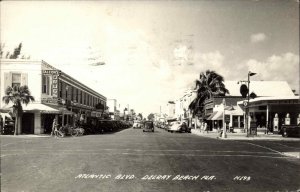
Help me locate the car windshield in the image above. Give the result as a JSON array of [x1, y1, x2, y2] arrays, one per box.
[[144, 122, 153, 127]]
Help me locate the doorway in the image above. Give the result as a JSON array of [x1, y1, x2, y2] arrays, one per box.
[[22, 113, 34, 134]]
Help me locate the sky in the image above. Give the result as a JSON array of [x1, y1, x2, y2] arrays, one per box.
[[1, 0, 299, 115]]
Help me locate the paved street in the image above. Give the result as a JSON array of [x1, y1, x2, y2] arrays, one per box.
[[1, 127, 300, 192]]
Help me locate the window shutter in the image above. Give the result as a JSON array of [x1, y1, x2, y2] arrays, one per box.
[[4, 72, 12, 89], [21, 73, 28, 86]]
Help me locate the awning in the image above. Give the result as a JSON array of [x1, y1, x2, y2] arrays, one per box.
[[23, 104, 60, 114], [207, 111, 218, 120], [0, 103, 75, 114], [0, 112, 13, 120], [211, 111, 223, 120], [0, 108, 10, 113], [225, 106, 243, 116], [57, 107, 74, 115], [1, 103, 60, 114]]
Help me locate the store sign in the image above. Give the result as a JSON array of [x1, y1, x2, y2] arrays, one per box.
[[42, 70, 60, 75], [42, 70, 60, 98], [42, 97, 59, 104]]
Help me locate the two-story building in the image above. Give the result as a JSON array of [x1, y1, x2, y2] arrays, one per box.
[[0, 59, 106, 135]]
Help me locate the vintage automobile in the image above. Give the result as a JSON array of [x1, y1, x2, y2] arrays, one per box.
[[143, 121, 154, 132], [281, 124, 300, 137], [168, 121, 190, 133], [133, 120, 143, 129]]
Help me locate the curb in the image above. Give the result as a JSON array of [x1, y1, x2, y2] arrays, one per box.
[[191, 131, 300, 141], [0, 135, 51, 138]]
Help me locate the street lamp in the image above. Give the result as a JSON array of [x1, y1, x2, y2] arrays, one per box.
[[246, 71, 256, 137]]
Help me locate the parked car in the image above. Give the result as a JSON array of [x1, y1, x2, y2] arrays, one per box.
[[133, 120, 143, 129], [281, 124, 300, 137], [168, 121, 190, 133], [180, 122, 191, 133], [143, 121, 154, 132], [2, 120, 15, 135]]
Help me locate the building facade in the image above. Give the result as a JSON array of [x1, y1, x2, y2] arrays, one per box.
[[107, 99, 120, 120], [0, 59, 106, 134], [204, 81, 298, 133]]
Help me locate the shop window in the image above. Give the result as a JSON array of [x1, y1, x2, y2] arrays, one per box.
[[232, 116, 239, 127], [240, 115, 244, 127]]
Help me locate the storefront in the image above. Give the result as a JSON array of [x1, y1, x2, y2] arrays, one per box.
[[206, 105, 244, 132], [0, 59, 107, 135], [238, 96, 300, 133]]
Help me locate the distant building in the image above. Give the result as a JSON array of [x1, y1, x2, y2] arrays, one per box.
[[107, 99, 120, 120], [166, 101, 176, 118]]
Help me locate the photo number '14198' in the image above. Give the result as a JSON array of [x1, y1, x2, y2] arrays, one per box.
[[233, 176, 251, 181]]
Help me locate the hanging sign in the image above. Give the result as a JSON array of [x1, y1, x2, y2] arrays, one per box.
[[42, 70, 60, 98]]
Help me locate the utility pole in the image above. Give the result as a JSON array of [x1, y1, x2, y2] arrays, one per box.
[[246, 71, 256, 137]]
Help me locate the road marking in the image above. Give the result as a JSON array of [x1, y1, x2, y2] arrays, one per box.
[[235, 141, 282, 154], [235, 141, 300, 159], [272, 142, 300, 149], [0, 149, 279, 154]]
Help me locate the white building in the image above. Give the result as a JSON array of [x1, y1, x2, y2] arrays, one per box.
[[166, 101, 176, 118], [205, 81, 298, 133], [107, 99, 120, 120], [0, 59, 106, 134]]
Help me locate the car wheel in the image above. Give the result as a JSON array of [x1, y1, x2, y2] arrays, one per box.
[[282, 131, 288, 137]]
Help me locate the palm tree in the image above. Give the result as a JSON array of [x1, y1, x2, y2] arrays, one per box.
[[189, 70, 229, 117], [2, 85, 35, 135]]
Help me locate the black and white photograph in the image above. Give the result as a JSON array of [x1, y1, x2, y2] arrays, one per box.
[[0, 1, 299, 191]]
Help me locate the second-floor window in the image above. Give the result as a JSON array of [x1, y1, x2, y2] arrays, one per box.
[[12, 73, 21, 88], [42, 75, 52, 95]]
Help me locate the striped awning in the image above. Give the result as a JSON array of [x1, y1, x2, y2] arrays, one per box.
[[207, 111, 218, 120], [211, 111, 223, 120]]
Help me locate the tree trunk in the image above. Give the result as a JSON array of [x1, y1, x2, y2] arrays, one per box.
[[14, 114, 18, 135]]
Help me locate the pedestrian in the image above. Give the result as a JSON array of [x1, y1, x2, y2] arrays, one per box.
[[204, 122, 208, 133], [51, 118, 58, 137]]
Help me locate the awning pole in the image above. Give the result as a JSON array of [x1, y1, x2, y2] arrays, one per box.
[[266, 105, 269, 134], [62, 114, 65, 126]]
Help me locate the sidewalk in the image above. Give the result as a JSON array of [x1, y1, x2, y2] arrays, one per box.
[[0, 134, 51, 138], [191, 129, 300, 141]]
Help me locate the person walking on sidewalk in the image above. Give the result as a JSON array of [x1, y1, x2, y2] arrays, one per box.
[[51, 118, 58, 137]]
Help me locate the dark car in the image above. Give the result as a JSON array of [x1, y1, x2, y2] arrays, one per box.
[[2, 120, 15, 135], [281, 124, 300, 137], [143, 121, 154, 132], [180, 122, 191, 133], [97, 120, 114, 133]]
